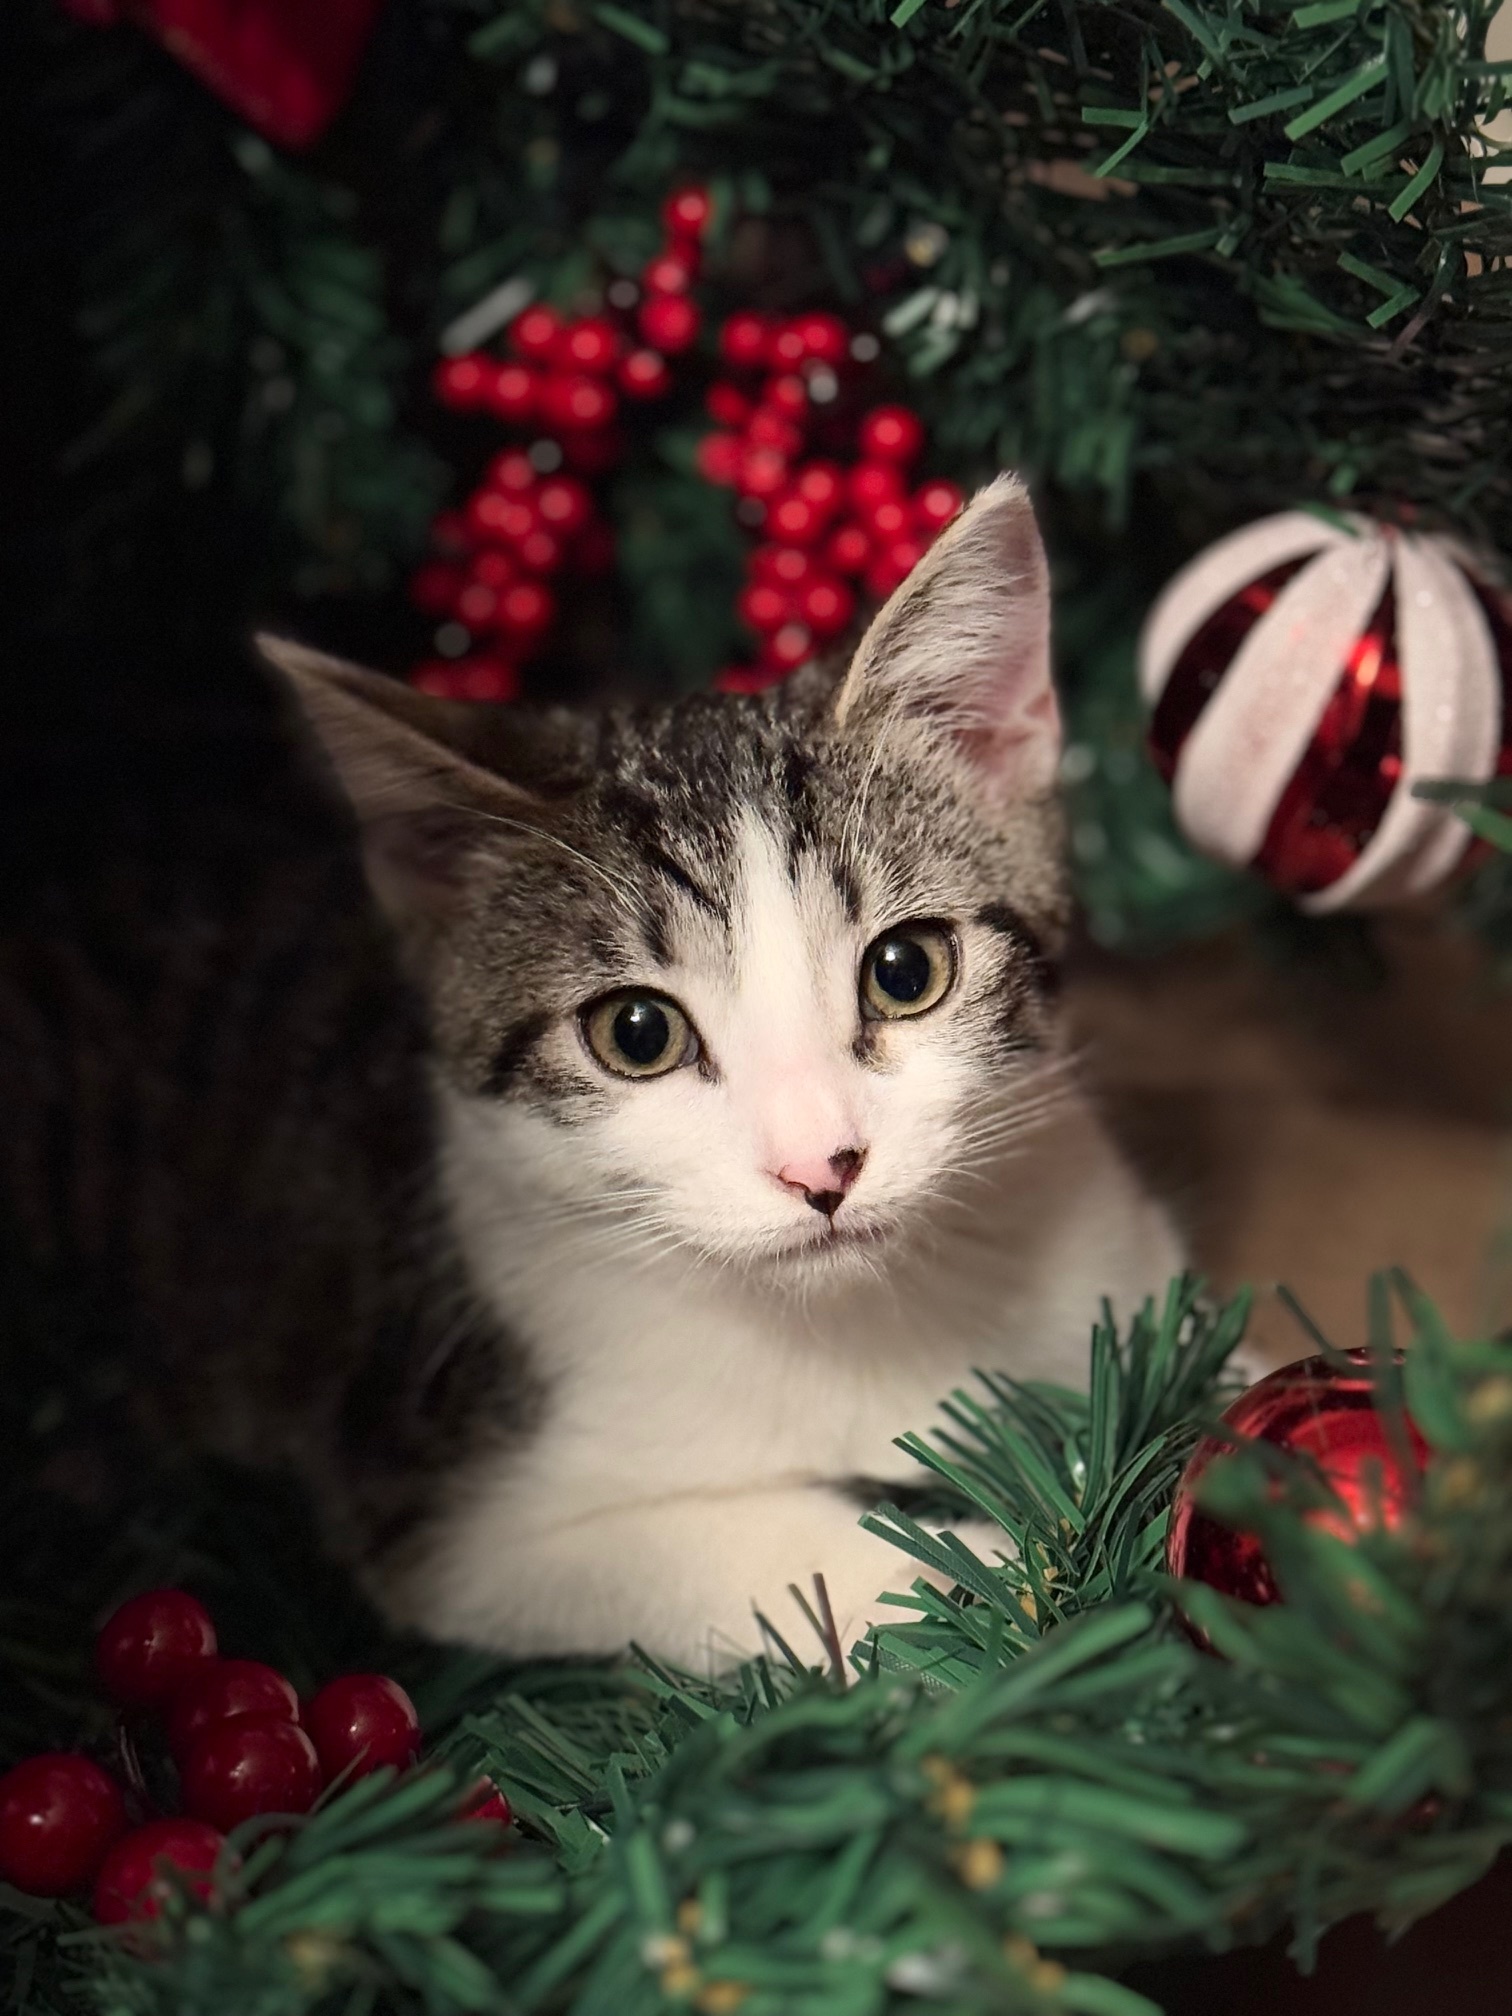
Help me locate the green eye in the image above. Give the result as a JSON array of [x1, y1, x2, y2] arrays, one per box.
[[861, 923, 956, 1020], [583, 992, 698, 1079]]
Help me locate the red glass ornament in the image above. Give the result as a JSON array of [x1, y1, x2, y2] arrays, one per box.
[[793, 312, 850, 367], [538, 374, 617, 433], [0, 1755, 127, 1897], [737, 446, 790, 501], [93, 1818, 232, 1927], [181, 1715, 321, 1832], [304, 1674, 422, 1783], [483, 363, 537, 424], [858, 404, 925, 465], [767, 492, 824, 548], [486, 450, 537, 495], [799, 575, 856, 640], [746, 409, 804, 459], [719, 313, 771, 371], [412, 657, 521, 704], [167, 1659, 301, 1766], [509, 306, 563, 362], [409, 561, 464, 617], [794, 460, 845, 517], [496, 580, 555, 648], [705, 382, 751, 429], [555, 317, 621, 375], [763, 621, 816, 672], [535, 476, 592, 538], [762, 374, 810, 421], [769, 322, 809, 371], [914, 478, 965, 534], [641, 251, 696, 298], [516, 528, 566, 576], [737, 582, 794, 636], [696, 433, 744, 486], [618, 348, 671, 400], [1167, 1350, 1429, 1611], [96, 1590, 217, 1710], [638, 296, 700, 356], [661, 185, 713, 240], [865, 537, 927, 600], [824, 523, 872, 578], [433, 354, 490, 410], [848, 461, 903, 514]]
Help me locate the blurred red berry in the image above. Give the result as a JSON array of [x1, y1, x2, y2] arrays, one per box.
[[167, 1660, 300, 1767], [858, 404, 925, 464], [457, 581, 501, 628], [769, 321, 807, 370], [469, 549, 516, 589], [752, 545, 815, 589], [661, 185, 713, 240], [914, 478, 965, 533], [763, 621, 815, 671], [861, 496, 911, 544], [486, 450, 538, 494], [848, 461, 904, 513], [409, 561, 464, 616], [641, 250, 696, 298], [737, 581, 793, 635], [866, 536, 927, 600], [824, 522, 872, 577], [483, 362, 536, 424], [706, 381, 751, 429], [96, 1591, 217, 1710], [638, 295, 700, 355], [794, 460, 845, 516], [718, 312, 770, 371], [737, 445, 790, 500], [762, 374, 809, 421], [305, 1675, 422, 1784], [433, 353, 491, 409], [794, 312, 850, 367], [0, 1755, 127, 1897], [555, 317, 620, 375], [767, 492, 826, 547], [412, 657, 521, 703], [93, 1819, 231, 1927], [497, 579, 555, 648], [696, 432, 744, 486], [509, 305, 562, 361], [618, 348, 671, 399], [535, 475, 592, 536], [798, 575, 856, 639], [746, 409, 804, 459], [516, 528, 566, 575], [539, 374, 617, 432], [181, 1716, 321, 1833]]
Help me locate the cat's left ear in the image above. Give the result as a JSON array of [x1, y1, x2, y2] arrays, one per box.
[[833, 473, 1060, 806]]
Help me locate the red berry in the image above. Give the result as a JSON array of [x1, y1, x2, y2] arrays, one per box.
[[483, 362, 537, 424], [457, 581, 501, 628], [468, 492, 536, 546], [798, 575, 856, 639], [409, 560, 464, 617], [914, 478, 965, 534], [412, 657, 521, 704], [638, 296, 700, 355], [539, 373, 617, 432], [746, 409, 804, 459], [304, 1675, 421, 1785], [497, 579, 555, 647], [794, 460, 845, 516], [433, 353, 491, 409], [861, 496, 911, 544], [713, 663, 786, 695], [769, 321, 808, 370], [661, 185, 713, 240], [96, 1590, 217, 1710], [0, 1755, 127, 1897], [793, 312, 850, 367], [865, 536, 927, 600], [752, 545, 815, 590], [767, 492, 824, 547], [706, 382, 751, 429], [718, 312, 770, 371], [486, 450, 538, 495], [167, 1659, 300, 1767], [181, 1716, 321, 1833], [762, 374, 809, 421], [555, 317, 620, 375], [535, 475, 593, 537], [763, 621, 815, 671], [618, 348, 671, 400], [848, 461, 904, 514], [824, 522, 872, 577], [641, 250, 696, 298], [509, 305, 562, 361], [516, 528, 566, 575], [93, 1818, 231, 1927], [695, 432, 744, 486], [858, 404, 925, 465], [737, 582, 793, 636], [469, 548, 517, 589], [737, 445, 790, 500]]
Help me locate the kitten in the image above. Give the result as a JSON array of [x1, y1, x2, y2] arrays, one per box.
[[265, 474, 1182, 1664], [1, 475, 1181, 1670]]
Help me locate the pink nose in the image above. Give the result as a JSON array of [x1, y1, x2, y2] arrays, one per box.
[[774, 1147, 866, 1219]]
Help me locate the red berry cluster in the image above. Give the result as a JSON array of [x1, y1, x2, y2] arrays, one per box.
[[0, 1588, 509, 1927], [416, 186, 713, 702]]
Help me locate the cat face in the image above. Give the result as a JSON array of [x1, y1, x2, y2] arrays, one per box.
[[268, 476, 1071, 1282]]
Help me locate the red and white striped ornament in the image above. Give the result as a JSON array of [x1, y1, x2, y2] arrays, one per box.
[[1140, 511, 1512, 911]]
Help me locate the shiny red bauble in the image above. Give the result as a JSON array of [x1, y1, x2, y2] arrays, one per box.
[[96, 1590, 217, 1709], [1166, 1350, 1430, 1610], [305, 1675, 422, 1783], [93, 1818, 232, 1926], [181, 1715, 322, 1832], [0, 1754, 127, 1897], [167, 1659, 301, 1766]]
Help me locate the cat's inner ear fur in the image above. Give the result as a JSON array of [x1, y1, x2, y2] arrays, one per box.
[[833, 473, 1061, 807], [260, 636, 551, 941]]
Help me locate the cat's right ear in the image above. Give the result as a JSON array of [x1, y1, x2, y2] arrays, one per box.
[[260, 636, 542, 941]]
